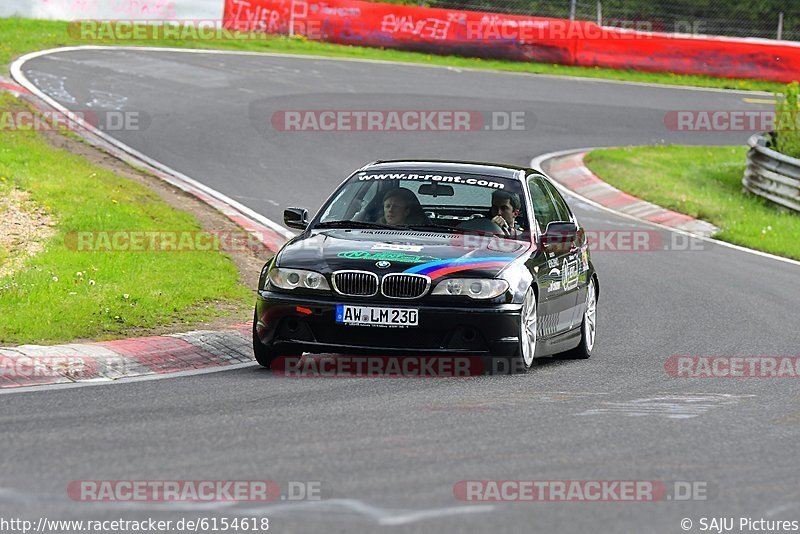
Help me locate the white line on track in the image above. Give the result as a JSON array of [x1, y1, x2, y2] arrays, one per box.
[[11, 47, 295, 241], [227, 499, 496, 526], [0, 486, 495, 526], [12, 44, 776, 98], [765, 502, 800, 517]]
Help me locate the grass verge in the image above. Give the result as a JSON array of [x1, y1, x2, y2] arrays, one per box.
[[0, 93, 252, 344], [584, 145, 800, 261], [0, 17, 785, 93]]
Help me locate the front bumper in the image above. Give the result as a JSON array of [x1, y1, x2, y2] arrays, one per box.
[[254, 290, 522, 357]]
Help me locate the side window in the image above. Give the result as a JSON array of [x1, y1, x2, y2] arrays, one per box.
[[527, 175, 558, 230], [541, 179, 572, 222]]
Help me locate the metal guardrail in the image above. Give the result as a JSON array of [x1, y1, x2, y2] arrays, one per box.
[[743, 133, 800, 213]]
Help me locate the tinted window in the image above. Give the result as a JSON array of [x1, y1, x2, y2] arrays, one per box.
[[316, 170, 528, 237], [527, 176, 558, 230], [541, 179, 572, 222]]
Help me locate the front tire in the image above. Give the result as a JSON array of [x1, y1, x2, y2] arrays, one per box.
[[252, 320, 279, 369], [491, 287, 537, 374], [252, 310, 303, 369]]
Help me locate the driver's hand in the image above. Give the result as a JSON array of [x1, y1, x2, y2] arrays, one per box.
[[491, 215, 511, 235]]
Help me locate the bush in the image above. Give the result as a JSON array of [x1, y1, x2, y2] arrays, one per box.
[[773, 82, 800, 159]]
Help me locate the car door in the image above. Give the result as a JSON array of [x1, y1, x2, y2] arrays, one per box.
[[526, 175, 577, 337], [540, 178, 587, 330]]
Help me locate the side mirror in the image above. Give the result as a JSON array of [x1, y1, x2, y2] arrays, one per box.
[[284, 207, 309, 230], [541, 221, 578, 252]]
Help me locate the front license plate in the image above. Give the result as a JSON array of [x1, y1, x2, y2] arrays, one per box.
[[335, 305, 418, 327]]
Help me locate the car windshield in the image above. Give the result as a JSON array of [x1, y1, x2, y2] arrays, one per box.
[[314, 171, 529, 239]]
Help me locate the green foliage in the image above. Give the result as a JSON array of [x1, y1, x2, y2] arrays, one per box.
[[0, 94, 251, 344], [585, 145, 800, 260], [774, 82, 800, 158]]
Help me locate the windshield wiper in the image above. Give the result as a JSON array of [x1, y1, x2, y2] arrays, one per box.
[[405, 224, 463, 233], [315, 220, 401, 230]]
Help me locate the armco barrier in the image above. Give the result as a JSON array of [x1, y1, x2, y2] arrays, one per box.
[[222, 0, 800, 83], [744, 132, 800, 213]]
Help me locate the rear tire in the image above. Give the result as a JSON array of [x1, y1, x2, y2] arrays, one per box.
[[560, 277, 597, 360]]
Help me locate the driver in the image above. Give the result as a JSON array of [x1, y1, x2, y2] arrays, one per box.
[[490, 190, 522, 237], [379, 188, 427, 226]]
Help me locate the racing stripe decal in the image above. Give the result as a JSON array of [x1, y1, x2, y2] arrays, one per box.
[[404, 256, 513, 279], [422, 261, 511, 280]]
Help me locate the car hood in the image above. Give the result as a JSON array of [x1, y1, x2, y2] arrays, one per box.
[[277, 229, 531, 280]]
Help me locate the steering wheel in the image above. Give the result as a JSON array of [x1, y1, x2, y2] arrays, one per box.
[[456, 217, 505, 234]]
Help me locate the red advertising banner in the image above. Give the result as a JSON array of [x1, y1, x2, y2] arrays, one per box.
[[223, 0, 800, 83]]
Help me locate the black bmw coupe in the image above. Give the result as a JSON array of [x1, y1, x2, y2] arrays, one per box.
[[253, 160, 599, 374]]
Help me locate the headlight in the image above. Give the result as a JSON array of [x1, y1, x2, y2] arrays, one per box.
[[432, 278, 509, 299], [268, 267, 330, 291]]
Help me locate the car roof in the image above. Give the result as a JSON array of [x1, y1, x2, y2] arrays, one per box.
[[361, 160, 529, 180]]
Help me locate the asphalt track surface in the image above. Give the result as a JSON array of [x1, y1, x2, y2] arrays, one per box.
[[4, 48, 800, 533]]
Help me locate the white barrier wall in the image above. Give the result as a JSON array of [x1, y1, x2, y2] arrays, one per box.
[[0, 0, 224, 20]]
